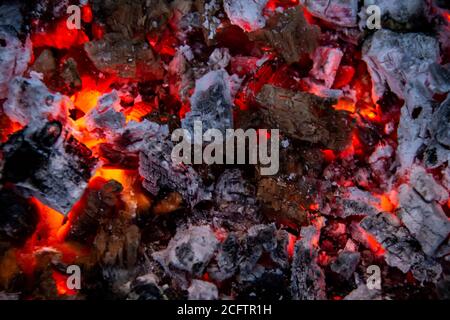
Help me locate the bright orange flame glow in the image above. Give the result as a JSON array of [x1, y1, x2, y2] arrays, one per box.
[[334, 99, 356, 113], [71, 89, 102, 114], [32, 19, 89, 49]]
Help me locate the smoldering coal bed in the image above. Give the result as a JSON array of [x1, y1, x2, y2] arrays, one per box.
[[0, 0, 449, 301]]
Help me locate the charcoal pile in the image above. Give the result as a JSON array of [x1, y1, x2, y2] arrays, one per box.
[[0, 0, 449, 300]]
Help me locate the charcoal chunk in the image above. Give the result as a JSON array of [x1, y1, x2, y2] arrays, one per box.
[[331, 251, 361, 280], [0, 26, 31, 99], [182, 70, 237, 138], [139, 134, 211, 207], [361, 213, 442, 282], [398, 185, 450, 256], [301, 0, 359, 27], [363, 30, 440, 100], [1, 121, 99, 214], [256, 85, 353, 151], [291, 225, 327, 300], [249, 7, 320, 64], [208, 233, 240, 281], [84, 33, 164, 80], [152, 225, 219, 288]]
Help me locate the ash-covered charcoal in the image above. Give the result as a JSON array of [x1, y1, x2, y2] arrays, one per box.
[[207, 233, 240, 281], [85, 91, 126, 139], [0, 26, 31, 100], [188, 280, 219, 300], [1, 121, 99, 215], [361, 213, 442, 283], [344, 283, 382, 300], [66, 180, 123, 243], [301, 0, 359, 27], [257, 178, 308, 227], [139, 134, 211, 207], [360, 0, 426, 30], [398, 185, 450, 257], [238, 224, 290, 282], [428, 63, 450, 94], [182, 70, 238, 138], [223, 0, 268, 32], [128, 273, 165, 300], [256, 85, 354, 151], [331, 251, 361, 280], [0, 188, 38, 245], [429, 96, 450, 149], [310, 47, 344, 88], [337, 187, 381, 218], [249, 7, 320, 64], [3, 76, 67, 127], [291, 224, 327, 300], [152, 225, 219, 288], [212, 169, 262, 229], [410, 166, 448, 204], [195, 0, 223, 45], [84, 33, 164, 81], [362, 29, 440, 100]]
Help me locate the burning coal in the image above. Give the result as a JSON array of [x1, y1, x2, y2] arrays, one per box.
[[0, 0, 449, 301]]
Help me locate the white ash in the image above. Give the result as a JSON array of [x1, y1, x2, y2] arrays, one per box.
[[410, 165, 448, 204], [208, 48, 231, 69], [361, 213, 442, 283], [310, 47, 344, 88], [188, 280, 219, 300], [0, 27, 32, 100], [152, 225, 219, 289], [398, 184, 450, 256], [223, 0, 268, 32], [4, 75, 66, 126], [300, 0, 359, 27], [362, 29, 440, 100], [368, 144, 394, 164]]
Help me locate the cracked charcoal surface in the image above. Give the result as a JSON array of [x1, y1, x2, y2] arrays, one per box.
[[1, 121, 99, 214], [291, 225, 327, 300], [139, 134, 211, 208], [361, 213, 442, 283]]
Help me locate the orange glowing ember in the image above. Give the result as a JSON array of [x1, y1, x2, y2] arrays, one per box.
[[334, 99, 356, 113], [52, 271, 77, 296], [32, 19, 89, 49]]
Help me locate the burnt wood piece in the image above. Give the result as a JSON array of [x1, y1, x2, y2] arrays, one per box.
[[1, 121, 98, 214], [256, 84, 354, 151], [84, 33, 164, 81], [66, 180, 123, 243], [248, 7, 320, 64]]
